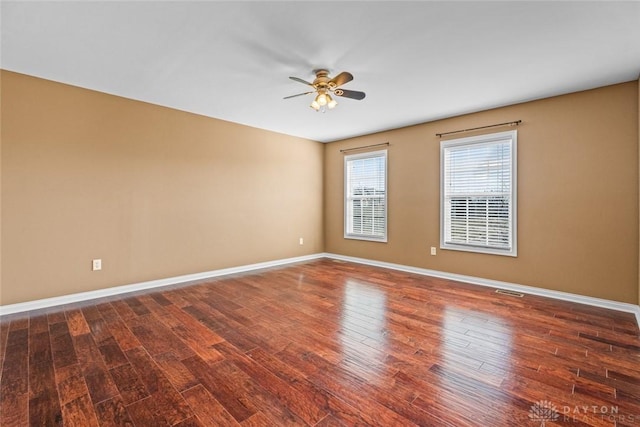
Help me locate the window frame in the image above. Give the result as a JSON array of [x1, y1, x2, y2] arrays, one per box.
[[440, 130, 517, 257], [344, 149, 388, 242]]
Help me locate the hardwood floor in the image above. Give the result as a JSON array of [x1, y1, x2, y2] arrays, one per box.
[[1, 258, 639, 426]]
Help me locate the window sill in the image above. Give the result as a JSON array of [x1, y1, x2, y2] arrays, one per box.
[[440, 243, 517, 257], [344, 234, 388, 243]]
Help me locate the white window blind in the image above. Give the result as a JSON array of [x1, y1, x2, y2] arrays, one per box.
[[344, 150, 387, 241], [441, 130, 517, 256]]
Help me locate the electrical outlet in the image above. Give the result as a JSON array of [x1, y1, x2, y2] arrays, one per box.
[[92, 259, 102, 271], [299, 237, 304, 245], [430, 247, 437, 256]]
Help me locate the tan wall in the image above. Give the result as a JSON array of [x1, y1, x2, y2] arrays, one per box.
[[2, 71, 638, 307], [0, 73, 3, 304], [325, 82, 639, 304], [1, 71, 324, 305]]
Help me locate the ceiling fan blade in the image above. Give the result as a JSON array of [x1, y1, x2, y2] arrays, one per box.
[[289, 76, 314, 86], [283, 91, 315, 99], [329, 72, 353, 87], [334, 88, 366, 100]]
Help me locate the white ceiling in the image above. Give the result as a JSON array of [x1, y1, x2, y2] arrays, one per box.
[[2, 1, 639, 143]]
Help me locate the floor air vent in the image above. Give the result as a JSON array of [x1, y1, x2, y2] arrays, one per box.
[[495, 289, 524, 297]]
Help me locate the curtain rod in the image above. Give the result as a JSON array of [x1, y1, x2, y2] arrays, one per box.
[[436, 120, 521, 138], [340, 142, 390, 153]]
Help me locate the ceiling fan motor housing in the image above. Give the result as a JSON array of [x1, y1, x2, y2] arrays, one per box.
[[312, 69, 332, 89]]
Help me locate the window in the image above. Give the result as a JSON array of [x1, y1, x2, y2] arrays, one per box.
[[441, 130, 517, 256], [344, 150, 387, 241]]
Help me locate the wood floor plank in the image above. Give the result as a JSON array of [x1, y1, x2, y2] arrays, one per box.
[[98, 337, 129, 369], [28, 326, 63, 426], [182, 384, 241, 426], [0, 319, 11, 383], [279, 342, 419, 426], [128, 314, 195, 360], [97, 305, 142, 352], [214, 340, 328, 425], [153, 351, 200, 393], [109, 362, 150, 405], [65, 309, 91, 337], [0, 325, 29, 426], [181, 356, 257, 423], [172, 415, 204, 427], [54, 364, 90, 406], [239, 411, 273, 427], [81, 306, 112, 344], [94, 396, 135, 426], [147, 303, 226, 363], [47, 310, 67, 325], [9, 316, 29, 331], [60, 394, 100, 427], [50, 321, 79, 369], [125, 346, 194, 425], [123, 296, 151, 317], [125, 396, 170, 426], [1, 259, 638, 426], [109, 300, 138, 322], [72, 333, 119, 405]]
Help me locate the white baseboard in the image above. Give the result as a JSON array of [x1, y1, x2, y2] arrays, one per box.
[[2, 252, 639, 330], [0, 253, 325, 316], [324, 253, 640, 329]]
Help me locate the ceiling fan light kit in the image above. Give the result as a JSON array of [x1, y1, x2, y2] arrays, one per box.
[[311, 90, 336, 111], [285, 69, 365, 113]]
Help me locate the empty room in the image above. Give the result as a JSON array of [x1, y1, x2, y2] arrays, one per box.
[[1, 1, 639, 426]]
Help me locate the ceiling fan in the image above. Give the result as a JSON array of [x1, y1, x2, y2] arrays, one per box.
[[284, 69, 366, 112]]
